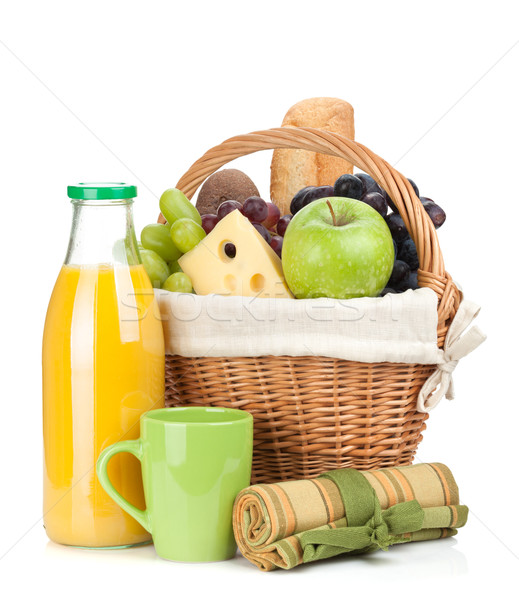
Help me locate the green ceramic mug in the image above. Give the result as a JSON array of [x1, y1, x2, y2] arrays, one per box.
[[96, 406, 253, 562]]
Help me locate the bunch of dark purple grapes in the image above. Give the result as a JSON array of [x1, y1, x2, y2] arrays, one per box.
[[289, 173, 447, 295], [201, 196, 290, 258]]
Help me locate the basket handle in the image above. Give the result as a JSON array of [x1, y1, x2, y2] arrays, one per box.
[[160, 126, 459, 324]]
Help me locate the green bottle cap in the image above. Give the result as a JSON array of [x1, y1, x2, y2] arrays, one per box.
[[67, 183, 137, 200]]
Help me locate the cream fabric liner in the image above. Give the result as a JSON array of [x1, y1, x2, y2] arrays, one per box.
[[156, 288, 486, 412], [156, 287, 443, 364], [156, 288, 486, 413]]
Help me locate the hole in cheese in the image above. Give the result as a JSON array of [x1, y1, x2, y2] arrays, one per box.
[[219, 240, 236, 263], [224, 243, 236, 258], [224, 274, 237, 291], [250, 273, 266, 293]]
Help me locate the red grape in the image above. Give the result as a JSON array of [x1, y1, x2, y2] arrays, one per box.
[[243, 196, 268, 223], [305, 186, 334, 202], [385, 213, 408, 241], [263, 202, 281, 229], [394, 270, 418, 292], [421, 199, 446, 228], [388, 260, 410, 287], [289, 186, 313, 215], [356, 173, 380, 195], [398, 238, 419, 270], [360, 192, 388, 217], [407, 178, 420, 197], [270, 235, 283, 257], [277, 214, 292, 237], [252, 223, 271, 243], [355, 171, 396, 211], [201, 213, 219, 234], [333, 175, 364, 200], [407, 271, 419, 289], [380, 287, 396, 297], [290, 186, 334, 215], [217, 200, 243, 220]]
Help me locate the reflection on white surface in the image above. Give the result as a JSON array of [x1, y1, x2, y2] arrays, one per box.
[[44, 537, 467, 578], [286, 538, 468, 579], [44, 540, 158, 564], [2, 515, 516, 598]]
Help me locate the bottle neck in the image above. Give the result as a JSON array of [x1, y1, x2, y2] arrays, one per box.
[[64, 199, 141, 267]]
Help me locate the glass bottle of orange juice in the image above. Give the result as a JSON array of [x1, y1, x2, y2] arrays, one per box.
[[42, 183, 165, 548]]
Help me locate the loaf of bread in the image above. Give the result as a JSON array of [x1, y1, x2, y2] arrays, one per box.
[[270, 97, 355, 215]]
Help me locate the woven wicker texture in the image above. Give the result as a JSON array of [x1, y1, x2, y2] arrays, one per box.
[[160, 127, 460, 483]]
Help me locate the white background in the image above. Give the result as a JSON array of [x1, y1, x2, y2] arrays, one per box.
[[1, 0, 518, 597]]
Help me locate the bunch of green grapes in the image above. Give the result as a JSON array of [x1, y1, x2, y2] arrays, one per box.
[[139, 189, 205, 293]]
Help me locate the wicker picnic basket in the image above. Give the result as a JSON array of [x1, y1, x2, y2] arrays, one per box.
[[159, 127, 461, 484]]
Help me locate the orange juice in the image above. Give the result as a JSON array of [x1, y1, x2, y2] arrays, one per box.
[[42, 263, 164, 547]]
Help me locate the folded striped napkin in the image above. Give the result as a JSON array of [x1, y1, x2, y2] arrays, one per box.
[[233, 463, 468, 571]]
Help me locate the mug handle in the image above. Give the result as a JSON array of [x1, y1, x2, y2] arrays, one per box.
[[96, 440, 151, 533]]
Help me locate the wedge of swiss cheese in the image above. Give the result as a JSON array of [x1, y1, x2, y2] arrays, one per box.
[[178, 210, 294, 299]]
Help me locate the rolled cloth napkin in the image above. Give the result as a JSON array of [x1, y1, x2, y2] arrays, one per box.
[[233, 463, 468, 571]]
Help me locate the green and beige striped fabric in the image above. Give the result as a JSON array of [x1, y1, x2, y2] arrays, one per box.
[[233, 463, 468, 571]]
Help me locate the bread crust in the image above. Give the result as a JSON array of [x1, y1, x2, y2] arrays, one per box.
[[270, 98, 354, 215]]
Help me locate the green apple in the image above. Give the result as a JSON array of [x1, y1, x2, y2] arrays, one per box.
[[281, 197, 394, 299]]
